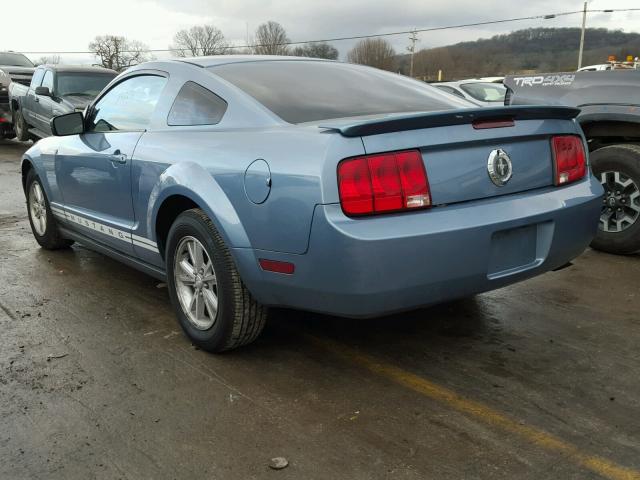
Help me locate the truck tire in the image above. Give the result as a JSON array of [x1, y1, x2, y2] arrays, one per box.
[[166, 208, 267, 352], [25, 169, 74, 250], [13, 110, 30, 142], [590, 144, 640, 254]]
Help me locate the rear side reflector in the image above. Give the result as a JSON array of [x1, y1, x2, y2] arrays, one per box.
[[472, 118, 515, 129], [338, 150, 431, 216], [551, 135, 586, 186], [259, 259, 295, 275]]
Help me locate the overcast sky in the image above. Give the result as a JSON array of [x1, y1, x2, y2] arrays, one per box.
[[4, 0, 640, 64]]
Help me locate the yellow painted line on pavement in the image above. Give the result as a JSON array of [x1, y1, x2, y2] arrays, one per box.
[[306, 334, 640, 480]]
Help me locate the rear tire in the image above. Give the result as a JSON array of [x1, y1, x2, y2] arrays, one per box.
[[166, 208, 267, 352], [13, 110, 29, 142], [590, 144, 640, 255], [25, 170, 74, 250]]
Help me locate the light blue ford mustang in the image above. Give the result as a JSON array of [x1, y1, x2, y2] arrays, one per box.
[[21, 56, 603, 351]]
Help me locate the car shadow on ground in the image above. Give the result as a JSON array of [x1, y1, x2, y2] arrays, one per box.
[[37, 240, 498, 364]]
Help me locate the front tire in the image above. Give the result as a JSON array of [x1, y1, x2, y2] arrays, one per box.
[[590, 144, 640, 255], [13, 110, 29, 142], [166, 209, 267, 352], [25, 170, 74, 250]]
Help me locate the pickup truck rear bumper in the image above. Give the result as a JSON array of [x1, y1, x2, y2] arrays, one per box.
[[233, 175, 603, 318], [0, 103, 14, 138]]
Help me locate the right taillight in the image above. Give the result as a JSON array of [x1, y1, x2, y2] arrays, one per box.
[[551, 135, 586, 186], [338, 150, 431, 216]]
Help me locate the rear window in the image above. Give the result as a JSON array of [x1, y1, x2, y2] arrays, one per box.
[[210, 61, 471, 123], [56, 73, 116, 97], [0, 53, 34, 67], [459, 82, 506, 103], [434, 85, 466, 99]]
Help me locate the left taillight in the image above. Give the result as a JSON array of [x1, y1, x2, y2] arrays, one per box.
[[552, 135, 586, 186], [338, 150, 431, 216]]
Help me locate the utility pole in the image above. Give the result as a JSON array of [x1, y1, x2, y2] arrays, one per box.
[[578, 1, 587, 69], [407, 29, 419, 77]]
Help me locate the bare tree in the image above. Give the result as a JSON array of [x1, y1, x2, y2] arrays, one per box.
[[292, 42, 339, 60], [89, 35, 151, 71], [171, 25, 228, 57], [347, 38, 396, 71], [36, 55, 61, 66], [252, 21, 290, 55]]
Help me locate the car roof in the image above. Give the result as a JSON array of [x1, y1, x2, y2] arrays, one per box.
[[175, 54, 334, 68], [38, 65, 118, 74]]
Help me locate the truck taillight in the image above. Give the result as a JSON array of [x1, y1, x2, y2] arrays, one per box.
[[338, 150, 431, 216], [552, 136, 586, 186]]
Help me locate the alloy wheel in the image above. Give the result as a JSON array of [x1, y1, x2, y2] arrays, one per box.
[[29, 181, 47, 236], [173, 236, 219, 330], [15, 113, 23, 139], [599, 171, 640, 233]]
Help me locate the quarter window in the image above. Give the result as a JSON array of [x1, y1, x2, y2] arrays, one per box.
[[88, 75, 167, 132], [168, 81, 227, 126]]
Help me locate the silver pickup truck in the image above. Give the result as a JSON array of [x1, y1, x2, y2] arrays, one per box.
[[9, 65, 117, 140], [0, 52, 35, 139]]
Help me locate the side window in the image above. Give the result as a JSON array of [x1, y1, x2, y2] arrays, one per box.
[[30, 69, 45, 88], [88, 75, 167, 132], [167, 81, 227, 126], [41, 71, 54, 91]]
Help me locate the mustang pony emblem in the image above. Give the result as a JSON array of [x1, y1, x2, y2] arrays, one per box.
[[487, 149, 513, 186]]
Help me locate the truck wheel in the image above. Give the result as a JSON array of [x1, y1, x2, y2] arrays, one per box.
[[590, 144, 640, 254], [13, 110, 29, 142], [25, 170, 74, 250], [166, 208, 267, 352]]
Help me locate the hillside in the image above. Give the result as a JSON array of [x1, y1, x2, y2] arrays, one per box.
[[396, 28, 640, 80]]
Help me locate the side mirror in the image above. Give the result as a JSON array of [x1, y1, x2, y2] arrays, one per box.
[[51, 112, 85, 136], [34, 86, 51, 97]]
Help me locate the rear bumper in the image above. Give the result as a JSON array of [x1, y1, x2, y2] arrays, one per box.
[[0, 104, 13, 137], [233, 176, 603, 317]]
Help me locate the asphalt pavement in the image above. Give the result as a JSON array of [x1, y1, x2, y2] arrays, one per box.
[[1, 139, 639, 480]]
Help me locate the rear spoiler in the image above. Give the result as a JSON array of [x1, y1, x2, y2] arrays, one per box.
[[319, 105, 580, 138]]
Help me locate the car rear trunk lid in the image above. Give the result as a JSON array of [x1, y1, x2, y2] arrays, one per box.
[[322, 106, 581, 206]]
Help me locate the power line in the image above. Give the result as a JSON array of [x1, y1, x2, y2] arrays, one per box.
[[19, 8, 640, 55]]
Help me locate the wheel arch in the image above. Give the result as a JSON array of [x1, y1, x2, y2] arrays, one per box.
[[150, 163, 252, 259], [154, 194, 199, 258], [580, 119, 640, 151], [21, 156, 35, 193]]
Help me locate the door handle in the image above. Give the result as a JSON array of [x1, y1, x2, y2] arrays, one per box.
[[34, 97, 40, 103], [110, 150, 127, 164]]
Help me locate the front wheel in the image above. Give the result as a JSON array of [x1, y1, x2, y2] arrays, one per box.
[[25, 170, 74, 250], [166, 209, 267, 352], [13, 110, 29, 142], [590, 144, 640, 255]]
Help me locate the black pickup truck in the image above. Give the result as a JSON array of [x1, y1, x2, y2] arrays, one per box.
[[9, 65, 116, 140], [504, 70, 640, 255], [0, 52, 35, 139]]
